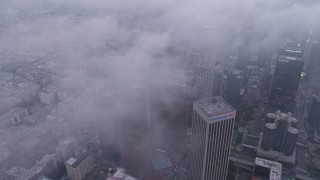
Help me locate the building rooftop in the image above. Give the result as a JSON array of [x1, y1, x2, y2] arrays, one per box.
[[198, 60, 214, 68], [66, 157, 77, 166], [7, 154, 56, 180], [107, 168, 138, 180], [255, 157, 282, 180], [266, 123, 277, 129], [65, 152, 90, 168], [194, 96, 235, 117], [257, 134, 296, 164], [150, 153, 173, 171], [288, 127, 299, 134], [6, 97, 23, 105], [267, 113, 277, 119], [242, 134, 259, 149], [309, 144, 320, 170]]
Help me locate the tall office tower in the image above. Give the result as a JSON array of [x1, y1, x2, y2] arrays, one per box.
[[282, 127, 299, 156], [261, 123, 277, 151], [167, 80, 194, 155], [243, 66, 262, 104], [190, 52, 201, 72], [303, 31, 313, 72], [268, 44, 304, 112], [116, 84, 149, 178], [310, 66, 320, 94], [265, 113, 277, 123], [223, 69, 244, 111], [304, 31, 320, 76], [191, 97, 236, 180], [273, 113, 289, 151], [196, 59, 215, 99], [149, 76, 194, 156], [213, 65, 224, 97], [308, 95, 320, 127]]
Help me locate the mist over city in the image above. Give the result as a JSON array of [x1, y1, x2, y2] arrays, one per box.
[[0, 0, 320, 180]]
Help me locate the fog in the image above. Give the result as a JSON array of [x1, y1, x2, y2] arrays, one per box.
[[0, 0, 319, 178]]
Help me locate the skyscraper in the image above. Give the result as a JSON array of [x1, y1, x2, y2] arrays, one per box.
[[303, 31, 313, 72], [268, 44, 304, 112], [304, 31, 320, 77], [190, 52, 201, 72], [259, 110, 299, 158], [196, 59, 215, 99], [308, 95, 320, 127], [191, 97, 235, 180], [223, 68, 244, 111], [282, 127, 299, 156], [116, 84, 149, 178], [149, 76, 194, 155], [273, 113, 289, 151], [165, 79, 194, 155], [261, 123, 277, 151]]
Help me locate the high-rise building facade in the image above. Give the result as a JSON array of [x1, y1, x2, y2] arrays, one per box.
[[165, 79, 194, 155], [190, 52, 201, 72], [223, 68, 244, 111], [308, 95, 320, 127], [273, 113, 289, 151], [259, 110, 299, 159], [304, 31, 320, 77], [261, 123, 277, 151], [268, 44, 304, 112], [191, 97, 235, 180], [282, 127, 299, 156], [115, 84, 150, 179], [196, 60, 215, 99]]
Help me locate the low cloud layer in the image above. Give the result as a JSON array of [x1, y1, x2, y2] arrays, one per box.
[[0, 0, 319, 136], [0, 1, 319, 178]]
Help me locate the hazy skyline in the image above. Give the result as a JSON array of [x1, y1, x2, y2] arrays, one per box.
[[0, 0, 320, 179]]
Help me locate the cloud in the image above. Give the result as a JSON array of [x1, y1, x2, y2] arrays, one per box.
[[0, 0, 319, 167], [1, 0, 319, 54], [0, 0, 318, 124]]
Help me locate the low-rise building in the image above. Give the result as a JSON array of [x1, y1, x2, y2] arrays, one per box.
[[253, 157, 282, 180], [7, 154, 58, 180], [1, 107, 29, 126], [106, 168, 138, 180], [39, 88, 58, 105]]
